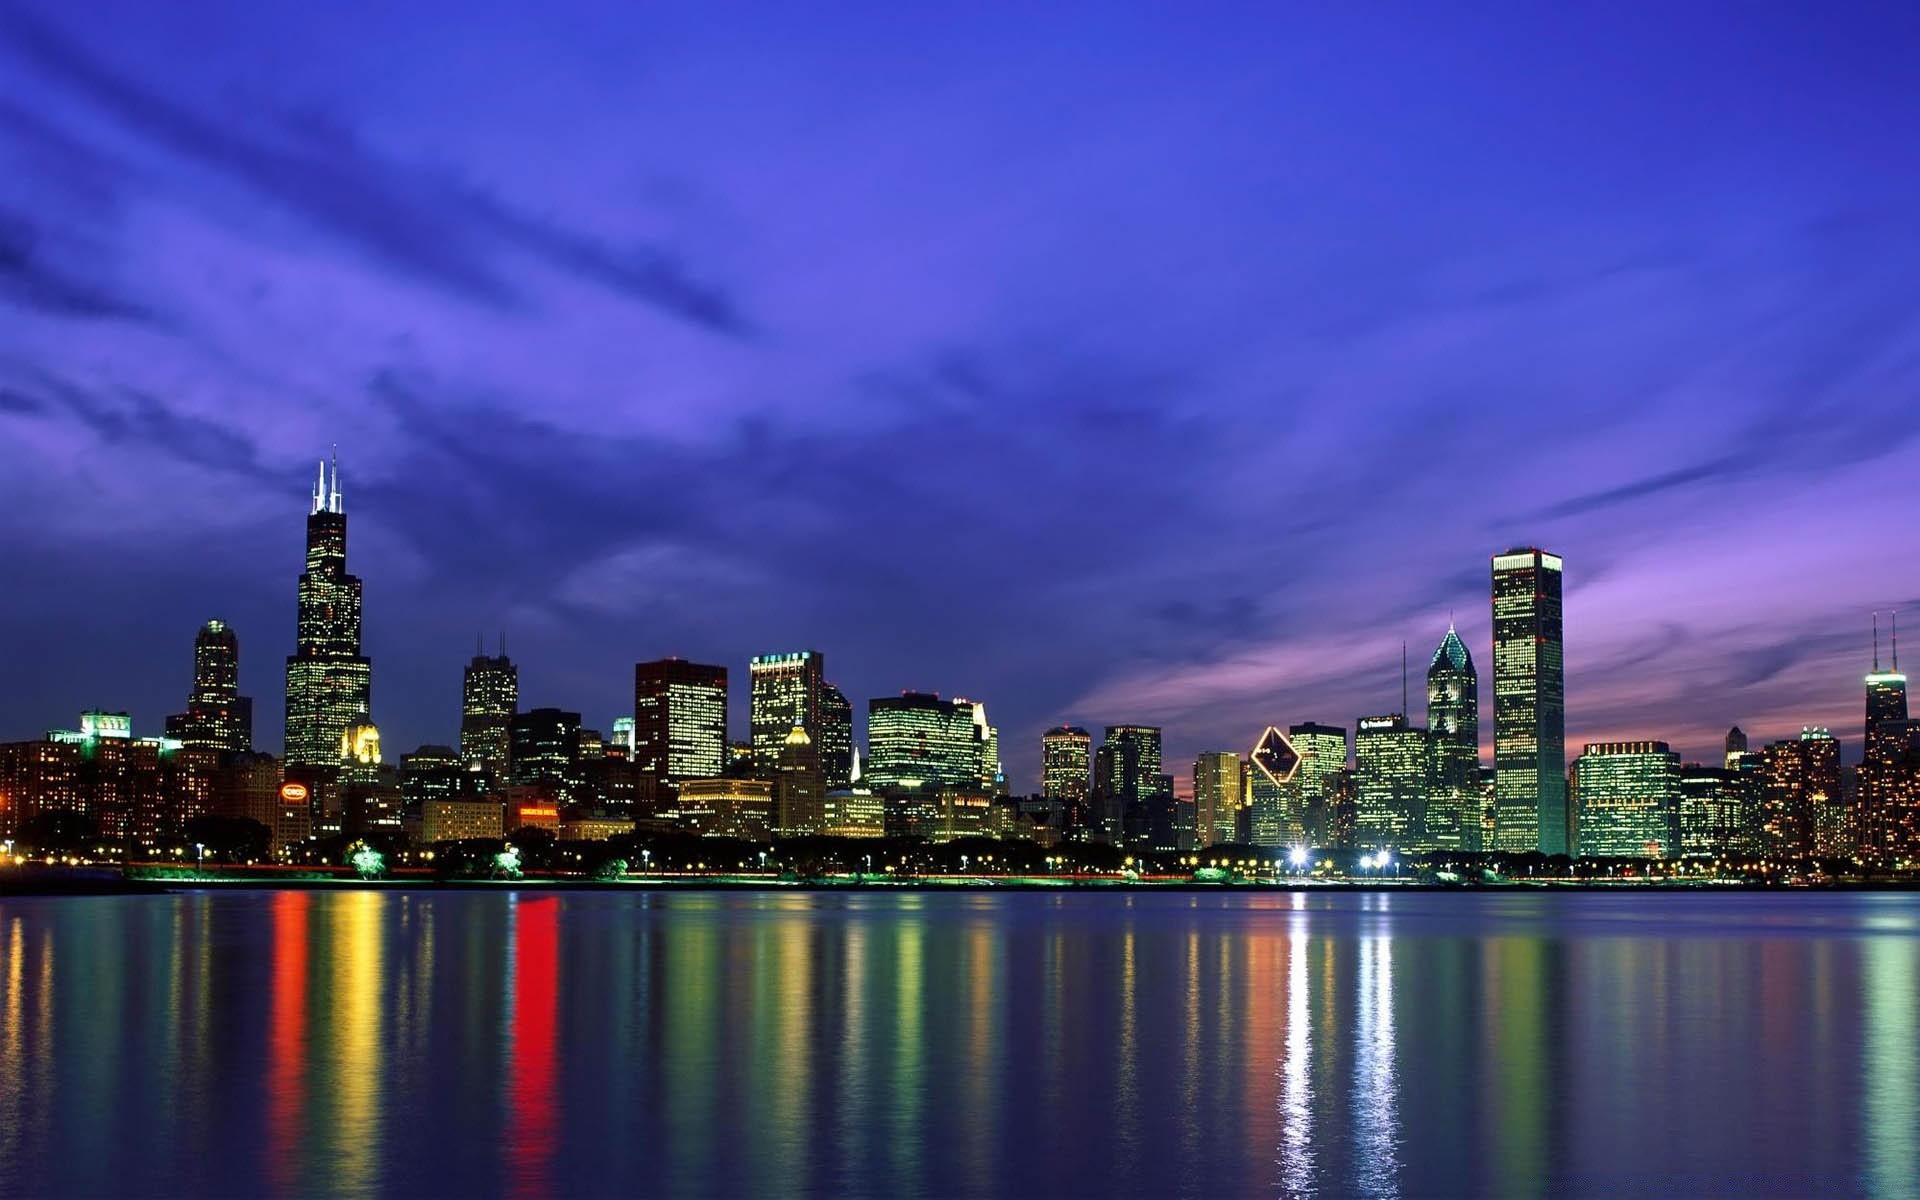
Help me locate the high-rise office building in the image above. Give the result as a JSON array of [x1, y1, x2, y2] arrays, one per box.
[[460, 645, 518, 778], [1042, 726, 1092, 806], [633, 659, 728, 793], [1571, 741, 1679, 857], [1094, 725, 1163, 844], [1724, 726, 1749, 769], [1677, 765, 1750, 858], [1287, 722, 1347, 846], [817, 683, 855, 792], [775, 725, 825, 835], [1354, 714, 1427, 849], [750, 651, 825, 772], [1861, 616, 1920, 864], [1492, 548, 1566, 855], [509, 708, 583, 800], [1426, 624, 1479, 850], [165, 619, 253, 754], [284, 457, 372, 768], [1192, 751, 1242, 848], [864, 693, 993, 791], [1759, 729, 1840, 859]]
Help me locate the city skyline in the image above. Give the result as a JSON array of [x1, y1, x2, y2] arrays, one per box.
[[4, 3, 1920, 793]]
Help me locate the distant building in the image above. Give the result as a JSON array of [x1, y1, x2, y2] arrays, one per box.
[[399, 745, 465, 816], [1041, 726, 1093, 810], [1354, 714, 1427, 849], [509, 709, 582, 799], [423, 798, 505, 843], [1492, 548, 1567, 855], [1288, 723, 1348, 846], [1572, 741, 1679, 857], [865, 693, 997, 793], [1245, 726, 1300, 847], [284, 457, 372, 769], [1094, 725, 1163, 844], [817, 683, 856, 792], [676, 778, 775, 840], [1192, 751, 1242, 848], [1677, 765, 1749, 858], [750, 651, 825, 774], [633, 659, 728, 793], [460, 648, 518, 779], [1860, 620, 1920, 865], [1425, 625, 1479, 850], [775, 725, 825, 835], [823, 788, 886, 838], [165, 619, 253, 755], [1724, 726, 1749, 769], [1759, 729, 1840, 859]]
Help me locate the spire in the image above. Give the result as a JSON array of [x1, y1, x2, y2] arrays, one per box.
[[328, 445, 342, 513], [312, 459, 327, 514], [1401, 641, 1408, 715], [1874, 611, 1882, 673], [1895, 611, 1901, 673]]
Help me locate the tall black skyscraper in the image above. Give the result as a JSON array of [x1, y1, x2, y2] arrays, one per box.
[[1492, 548, 1566, 855], [284, 457, 372, 768], [1861, 613, 1919, 862], [817, 682, 855, 791], [1426, 623, 1479, 850], [165, 619, 253, 754], [461, 643, 518, 778]]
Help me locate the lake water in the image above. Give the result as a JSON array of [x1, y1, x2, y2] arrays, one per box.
[[0, 888, 1916, 1198]]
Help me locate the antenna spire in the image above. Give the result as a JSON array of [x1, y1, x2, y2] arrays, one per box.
[[1895, 611, 1901, 673], [328, 445, 341, 513], [1874, 611, 1882, 673], [1401, 640, 1408, 716]]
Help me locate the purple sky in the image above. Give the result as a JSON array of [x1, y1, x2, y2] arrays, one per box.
[[4, 1, 1919, 789]]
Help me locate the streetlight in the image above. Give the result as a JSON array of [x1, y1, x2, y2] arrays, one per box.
[[641, 848, 652, 872], [194, 842, 205, 875]]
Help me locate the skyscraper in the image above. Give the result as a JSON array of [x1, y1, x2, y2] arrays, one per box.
[[1492, 548, 1566, 855], [1287, 722, 1348, 846], [750, 651, 825, 772], [1759, 729, 1840, 860], [1571, 741, 1679, 857], [775, 725, 825, 835], [1246, 725, 1302, 846], [284, 457, 372, 769], [864, 693, 993, 791], [1860, 614, 1920, 863], [1425, 624, 1479, 850], [1192, 751, 1242, 848], [1094, 725, 1163, 844], [633, 659, 728, 793], [817, 683, 855, 791], [460, 645, 518, 778], [1042, 726, 1092, 803], [165, 619, 252, 754], [1354, 714, 1427, 849], [509, 708, 583, 800]]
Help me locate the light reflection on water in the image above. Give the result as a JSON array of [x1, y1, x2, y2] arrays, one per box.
[[0, 889, 1915, 1198]]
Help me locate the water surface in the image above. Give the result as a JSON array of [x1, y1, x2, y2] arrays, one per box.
[[1, 889, 1915, 1198]]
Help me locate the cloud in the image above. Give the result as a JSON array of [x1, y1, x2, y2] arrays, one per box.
[[0, 10, 753, 335], [0, 210, 155, 321]]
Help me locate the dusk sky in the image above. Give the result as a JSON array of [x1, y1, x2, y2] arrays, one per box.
[[4, 1, 1919, 789]]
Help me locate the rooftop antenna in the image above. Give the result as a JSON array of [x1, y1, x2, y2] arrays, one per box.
[[1401, 640, 1408, 716], [1874, 611, 1882, 673], [1895, 611, 1901, 673], [476, 631, 483, 658], [328, 445, 341, 513]]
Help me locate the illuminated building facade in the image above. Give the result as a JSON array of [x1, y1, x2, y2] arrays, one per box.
[[1354, 714, 1427, 849], [0, 740, 83, 837], [1492, 548, 1567, 855], [1425, 624, 1479, 850], [1192, 751, 1242, 848], [1571, 741, 1679, 857], [1244, 726, 1301, 846], [1860, 622, 1920, 864], [633, 659, 728, 793], [460, 649, 518, 779], [164, 619, 253, 754], [750, 651, 825, 773], [865, 693, 993, 792], [1042, 726, 1092, 808], [1677, 765, 1750, 858], [1287, 722, 1348, 846], [284, 457, 373, 768], [1093, 725, 1162, 843], [675, 777, 775, 840], [817, 683, 855, 791], [422, 798, 506, 843], [1759, 729, 1840, 859], [775, 725, 825, 834]]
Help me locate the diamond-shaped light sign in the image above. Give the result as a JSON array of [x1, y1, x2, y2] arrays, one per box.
[[1250, 726, 1300, 785]]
